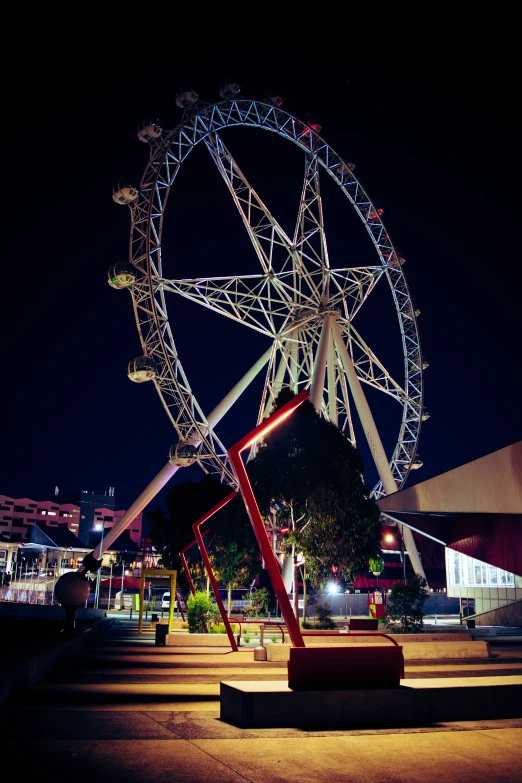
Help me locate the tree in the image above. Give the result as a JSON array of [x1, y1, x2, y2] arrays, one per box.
[[385, 574, 429, 633], [147, 474, 258, 609], [248, 389, 382, 618], [247, 586, 270, 618]]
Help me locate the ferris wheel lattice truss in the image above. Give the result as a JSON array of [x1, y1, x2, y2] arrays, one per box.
[[110, 85, 429, 537]]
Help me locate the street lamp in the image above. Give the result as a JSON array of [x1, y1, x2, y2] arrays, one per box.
[[385, 531, 406, 585]]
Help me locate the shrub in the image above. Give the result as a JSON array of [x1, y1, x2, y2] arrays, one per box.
[[316, 603, 336, 630], [243, 633, 251, 643], [270, 636, 277, 643], [301, 620, 313, 629], [386, 574, 429, 633], [186, 592, 220, 633]]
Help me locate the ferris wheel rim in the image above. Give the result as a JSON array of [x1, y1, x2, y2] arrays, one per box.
[[125, 97, 425, 495]]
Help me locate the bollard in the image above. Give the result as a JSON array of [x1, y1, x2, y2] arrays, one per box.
[[254, 623, 267, 661]]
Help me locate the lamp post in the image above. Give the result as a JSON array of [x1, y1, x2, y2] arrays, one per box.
[[94, 524, 104, 608], [108, 562, 113, 611]]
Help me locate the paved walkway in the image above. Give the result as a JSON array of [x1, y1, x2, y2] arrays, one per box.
[[2, 617, 522, 782]]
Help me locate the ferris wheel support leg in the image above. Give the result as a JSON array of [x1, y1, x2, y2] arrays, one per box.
[[310, 315, 330, 413], [330, 318, 427, 584], [205, 346, 272, 430], [327, 328, 338, 427], [289, 328, 299, 394], [260, 341, 291, 421], [55, 461, 181, 630], [78, 462, 181, 572]]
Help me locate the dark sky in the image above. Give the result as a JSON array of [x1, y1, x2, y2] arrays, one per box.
[[2, 22, 520, 519]]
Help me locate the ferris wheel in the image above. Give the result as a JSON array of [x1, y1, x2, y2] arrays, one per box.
[[109, 83, 429, 574]]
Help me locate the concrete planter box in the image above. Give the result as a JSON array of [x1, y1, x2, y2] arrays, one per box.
[[166, 633, 232, 647], [267, 639, 491, 661], [221, 676, 522, 728]]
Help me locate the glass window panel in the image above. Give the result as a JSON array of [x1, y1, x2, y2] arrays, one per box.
[[499, 570, 507, 585], [454, 551, 461, 585], [506, 572, 514, 586], [466, 557, 474, 586], [482, 563, 488, 584], [489, 565, 498, 585], [474, 563, 482, 585]]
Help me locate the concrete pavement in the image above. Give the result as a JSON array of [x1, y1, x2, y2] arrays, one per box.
[[2, 617, 522, 782]]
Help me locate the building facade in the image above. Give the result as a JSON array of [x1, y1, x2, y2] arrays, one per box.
[[0, 494, 143, 548]]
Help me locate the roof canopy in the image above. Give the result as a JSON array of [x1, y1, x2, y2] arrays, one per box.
[[377, 441, 522, 576]]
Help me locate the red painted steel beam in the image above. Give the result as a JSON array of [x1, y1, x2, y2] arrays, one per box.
[[191, 493, 239, 652], [179, 532, 210, 597], [228, 389, 310, 648]]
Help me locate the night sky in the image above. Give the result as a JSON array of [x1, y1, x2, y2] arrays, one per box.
[[3, 24, 520, 526]]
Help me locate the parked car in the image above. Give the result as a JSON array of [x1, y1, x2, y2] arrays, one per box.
[[161, 591, 186, 611]]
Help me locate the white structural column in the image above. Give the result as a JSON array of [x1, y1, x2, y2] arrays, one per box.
[[260, 341, 291, 421], [82, 460, 181, 567], [205, 346, 272, 430], [81, 346, 274, 567], [310, 316, 330, 413], [282, 552, 294, 592], [327, 328, 338, 426], [330, 318, 427, 582], [288, 328, 299, 394]]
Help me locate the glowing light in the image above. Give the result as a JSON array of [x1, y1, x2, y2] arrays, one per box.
[[327, 581, 339, 594], [242, 408, 295, 450], [385, 534, 394, 543]]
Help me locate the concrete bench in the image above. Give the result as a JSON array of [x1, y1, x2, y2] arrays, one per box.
[[287, 644, 404, 689], [349, 618, 379, 630]]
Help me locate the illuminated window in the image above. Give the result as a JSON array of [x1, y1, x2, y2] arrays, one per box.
[[48, 511, 56, 516], [453, 551, 461, 585], [447, 548, 515, 589]]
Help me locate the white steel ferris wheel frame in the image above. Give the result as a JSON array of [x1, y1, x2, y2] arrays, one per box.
[[126, 98, 426, 509]]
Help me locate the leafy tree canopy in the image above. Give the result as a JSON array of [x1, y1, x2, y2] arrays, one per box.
[[147, 474, 258, 593], [247, 389, 382, 586]]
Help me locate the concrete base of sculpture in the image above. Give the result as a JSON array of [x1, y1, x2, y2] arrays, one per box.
[[220, 676, 522, 728], [266, 639, 491, 661], [166, 633, 232, 647]]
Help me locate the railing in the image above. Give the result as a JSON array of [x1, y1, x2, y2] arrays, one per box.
[[226, 618, 286, 644], [301, 631, 400, 646]]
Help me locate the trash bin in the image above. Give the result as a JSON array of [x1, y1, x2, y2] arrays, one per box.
[[155, 623, 169, 646], [151, 613, 159, 623], [466, 619, 476, 629]]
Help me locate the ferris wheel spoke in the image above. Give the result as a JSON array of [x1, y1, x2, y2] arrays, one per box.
[[293, 153, 330, 301], [205, 133, 294, 275], [158, 272, 322, 337], [328, 266, 385, 320], [337, 320, 407, 403]]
